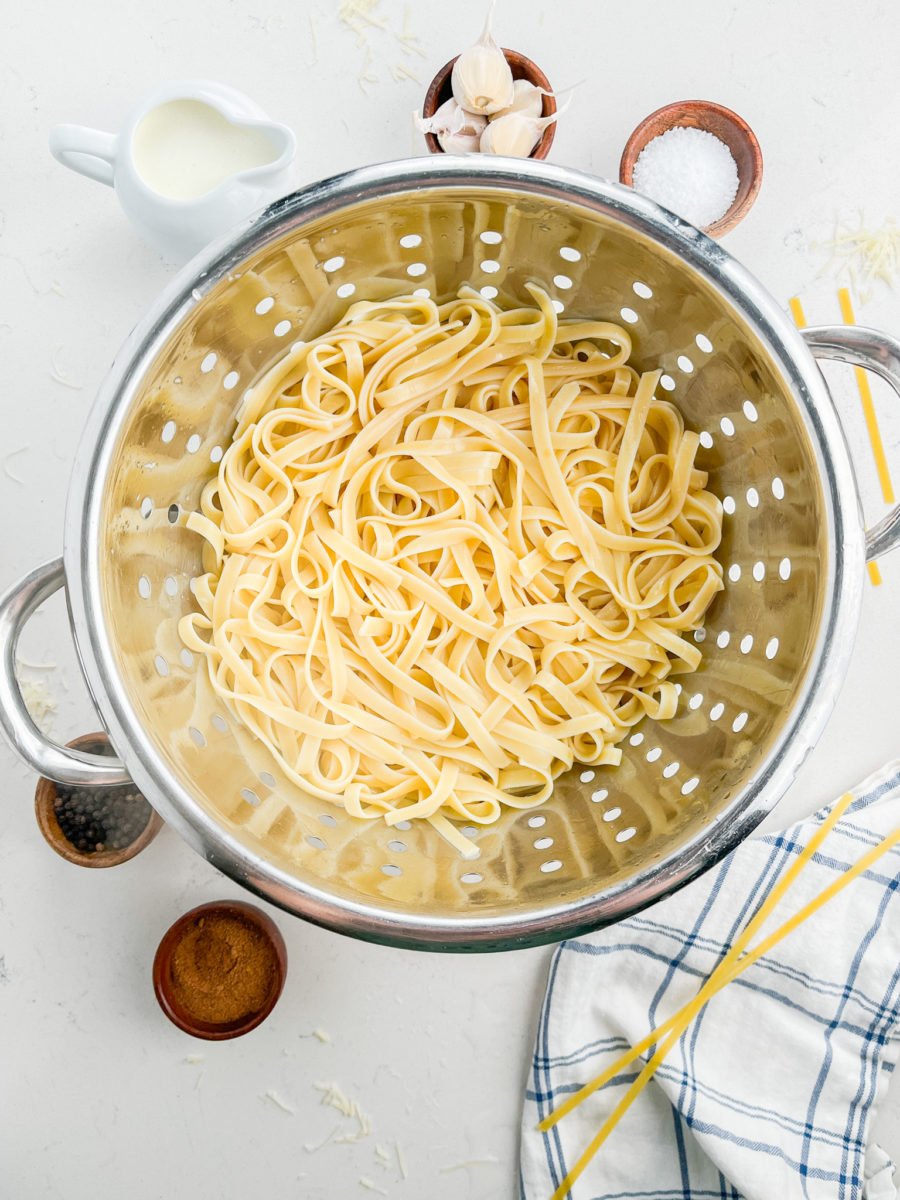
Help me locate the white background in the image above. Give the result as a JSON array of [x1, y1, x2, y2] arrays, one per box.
[[3, 2, 900, 1197]]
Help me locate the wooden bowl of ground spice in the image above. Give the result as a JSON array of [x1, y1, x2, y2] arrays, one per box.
[[153, 901, 287, 1040]]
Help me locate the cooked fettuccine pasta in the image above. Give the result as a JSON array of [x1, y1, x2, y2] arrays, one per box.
[[179, 285, 723, 857]]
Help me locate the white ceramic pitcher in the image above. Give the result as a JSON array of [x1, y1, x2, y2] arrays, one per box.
[[49, 80, 296, 262]]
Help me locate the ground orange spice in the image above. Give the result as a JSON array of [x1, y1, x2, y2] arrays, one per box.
[[169, 911, 278, 1025]]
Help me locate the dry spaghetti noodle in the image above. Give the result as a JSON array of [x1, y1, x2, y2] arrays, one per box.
[[179, 285, 723, 856]]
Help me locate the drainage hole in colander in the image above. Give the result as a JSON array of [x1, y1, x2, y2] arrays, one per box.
[[481, 260, 501, 274], [337, 283, 356, 298], [710, 702, 725, 720], [728, 564, 742, 582], [616, 827, 637, 843], [695, 333, 713, 353], [255, 296, 275, 314], [722, 496, 736, 515], [528, 814, 546, 828], [772, 477, 785, 500], [480, 286, 498, 300], [200, 352, 217, 374], [138, 575, 151, 599], [461, 871, 483, 883], [559, 246, 581, 262], [387, 840, 407, 853], [407, 262, 427, 277], [210, 445, 224, 463], [164, 576, 177, 596], [658, 374, 676, 392], [461, 825, 479, 838], [674, 683, 683, 694], [663, 762, 679, 778], [740, 634, 754, 654], [223, 371, 239, 390], [591, 788, 608, 803], [413, 288, 430, 299], [189, 726, 205, 747], [676, 354, 694, 373], [541, 859, 563, 873], [161, 420, 176, 444], [688, 693, 703, 710], [551, 300, 565, 314], [553, 274, 572, 290], [732, 711, 749, 732], [306, 834, 327, 849], [258, 771, 276, 789], [400, 234, 422, 248], [532, 837, 553, 851], [603, 807, 622, 822], [382, 863, 402, 877], [632, 280, 653, 299], [274, 319, 291, 337], [629, 731, 644, 745], [393, 820, 412, 831], [323, 256, 344, 272], [716, 631, 730, 648], [743, 400, 759, 422], [746, 487, 759, 508], [699, 430, 713, 447], [779, 557, 792, 580], [179, 649, 193, 669], [681, 777, 700, 795], [646, 746, 662, 762], [480, 230, 502, 244], [693, 628, 706, 643], [167, 504, 180, 524], [140, 497, 153, 518], [753, 561, 765, 581], [241, 787, 260, 807], [620, 307, 639, 325], [317, 812, 338, 827], [720, 417, 735, 436], [210, 713, 228, 732], [154, 655, 169, 676], [765, 637, 780, 659], [579, 769, 595, 782]]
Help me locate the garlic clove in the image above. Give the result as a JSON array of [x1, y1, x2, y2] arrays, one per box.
[[415, 96, 467, 138], [438, 108, 487, 153], [479, 111, 547, 157], [450, 3, 515, 116], [492, 79, 545, 122]]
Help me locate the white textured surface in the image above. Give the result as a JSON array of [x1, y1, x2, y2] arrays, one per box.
[[2, 2, 900, 1197]]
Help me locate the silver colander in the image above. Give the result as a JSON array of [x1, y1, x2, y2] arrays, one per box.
[[2, 158, 899, 951]]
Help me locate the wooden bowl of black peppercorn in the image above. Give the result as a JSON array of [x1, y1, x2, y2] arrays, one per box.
[[34, 732, 163, 867]]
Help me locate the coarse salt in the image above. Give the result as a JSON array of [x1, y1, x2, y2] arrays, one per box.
[[632, 126, 739, 230]]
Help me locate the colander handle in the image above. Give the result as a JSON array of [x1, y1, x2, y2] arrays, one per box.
[[0, 559, 131, 786], [802, 325, 900, 562]]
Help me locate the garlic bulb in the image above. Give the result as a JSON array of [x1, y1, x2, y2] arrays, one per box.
[[493, 79, 544, 122], [415, 97, 487, 153], [450, 4, 515, 116], [479, 111, 557, 157]]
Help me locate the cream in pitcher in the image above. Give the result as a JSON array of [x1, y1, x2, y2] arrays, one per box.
[[49, 80, 296, 261]]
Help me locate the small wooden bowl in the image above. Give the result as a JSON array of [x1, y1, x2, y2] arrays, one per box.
[[34, 732, 163, 868], [619, 100, 763, 237], [153, 900, 287, 1040], [422, 50, 557, 159]]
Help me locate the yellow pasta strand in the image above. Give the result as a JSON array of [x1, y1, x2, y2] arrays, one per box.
[[180, 286, 723, 848]]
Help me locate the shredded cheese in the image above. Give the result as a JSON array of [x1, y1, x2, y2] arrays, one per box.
[[358, 1179, 388, 1196], [263, 1090, 296, 1115], [818, 215, 900, 302], [312, 1028, 333, 1043], [315, 1080, 373, 1142]]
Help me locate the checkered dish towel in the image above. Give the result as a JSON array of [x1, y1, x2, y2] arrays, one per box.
[[521, 761, 900, 1200]]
